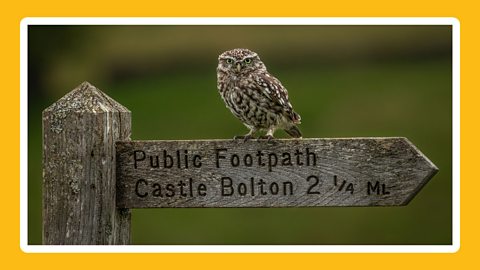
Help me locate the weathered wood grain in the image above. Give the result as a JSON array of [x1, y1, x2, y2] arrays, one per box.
[[116, 138, 438, 208], [42, 81, 131, 245]]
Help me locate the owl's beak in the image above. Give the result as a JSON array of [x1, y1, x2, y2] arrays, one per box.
[[236, 63, 242, 72]]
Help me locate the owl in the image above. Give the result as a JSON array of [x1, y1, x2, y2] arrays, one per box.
[[217, 48, 302, 140]]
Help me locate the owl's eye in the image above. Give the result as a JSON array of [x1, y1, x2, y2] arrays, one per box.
[[226, 59, 233, 64], [244, 58, 252, 64]]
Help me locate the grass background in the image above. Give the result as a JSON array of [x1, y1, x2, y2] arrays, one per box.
[[28, 25, 452, 244]]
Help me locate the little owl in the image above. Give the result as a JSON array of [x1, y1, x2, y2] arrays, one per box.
[[217, 48, 302, 140]]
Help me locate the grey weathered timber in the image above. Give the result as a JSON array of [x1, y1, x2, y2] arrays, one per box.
[[42, 81, 131, 245], [116, 138, 438, 208]]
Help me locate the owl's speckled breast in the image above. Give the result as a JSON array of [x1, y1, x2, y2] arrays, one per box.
[[219, 73, 285, 130]]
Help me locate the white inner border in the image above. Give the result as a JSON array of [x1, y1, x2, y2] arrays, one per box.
[[20, 17, 460, 253]]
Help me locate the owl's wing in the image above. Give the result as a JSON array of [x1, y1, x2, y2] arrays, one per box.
[[253, 73, 301, 123]]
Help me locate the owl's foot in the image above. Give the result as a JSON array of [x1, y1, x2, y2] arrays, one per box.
[[234, 134, 254, 141], [259, 135, 275, 142]]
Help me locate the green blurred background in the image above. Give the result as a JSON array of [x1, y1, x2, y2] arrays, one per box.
[[28, 25, 452, 245]]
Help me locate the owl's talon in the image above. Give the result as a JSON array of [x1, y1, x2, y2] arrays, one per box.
[[259, 135, 275, 142], [234, 135, 254, 141], [243, 134, 254, 141]]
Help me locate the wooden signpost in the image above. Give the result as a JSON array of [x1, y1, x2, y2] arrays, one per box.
[[116, 138, 437, 208], [42, 82, 438, 245]]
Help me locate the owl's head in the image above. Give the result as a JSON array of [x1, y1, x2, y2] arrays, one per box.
[[217, 48, 266, 74]]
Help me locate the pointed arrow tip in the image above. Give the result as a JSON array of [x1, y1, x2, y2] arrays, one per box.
[[399, 137, 439, 206]]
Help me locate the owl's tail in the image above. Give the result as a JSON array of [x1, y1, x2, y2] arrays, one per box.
[[284, 125, 302, 138]]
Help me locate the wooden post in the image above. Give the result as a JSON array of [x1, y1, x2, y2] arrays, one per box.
[[42, 81, 131, 245]]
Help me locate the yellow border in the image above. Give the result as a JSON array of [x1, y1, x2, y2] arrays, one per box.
[[4, 0, 475, 269]]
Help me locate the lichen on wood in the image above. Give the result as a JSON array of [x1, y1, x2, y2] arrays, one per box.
[[42, 81, 131, 245]]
